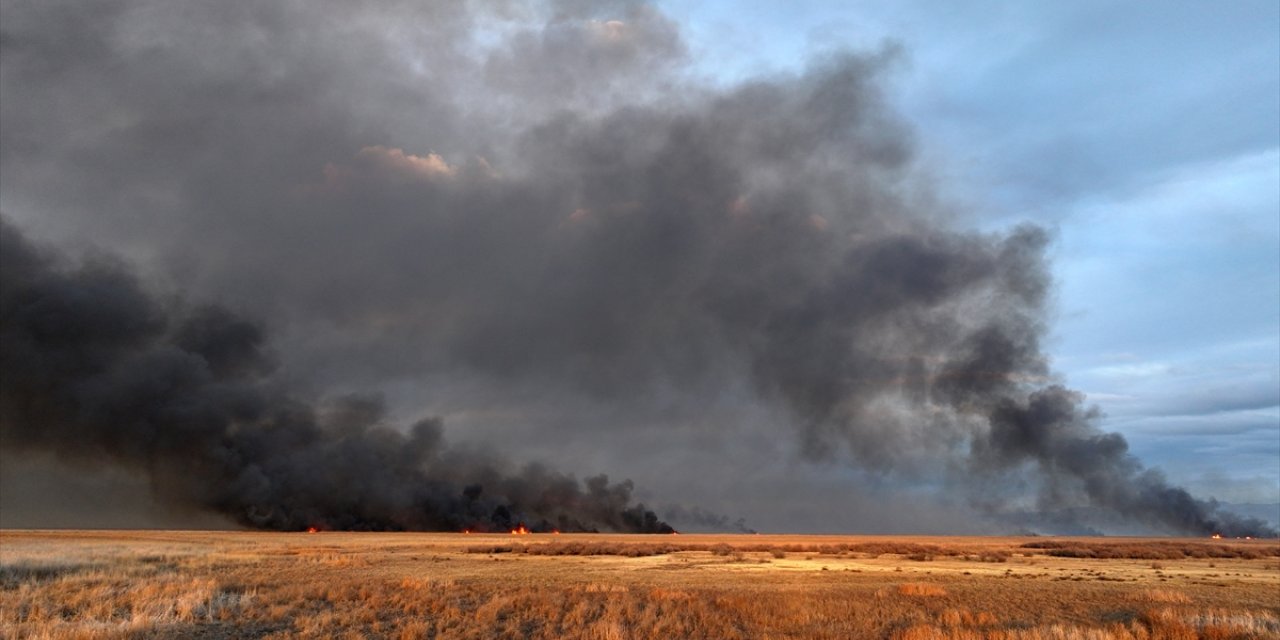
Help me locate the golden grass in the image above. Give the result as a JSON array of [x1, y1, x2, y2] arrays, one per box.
[[898, 582, 949, 597], [1020, 541, 1280, 560], [1, 531, 1277, 639], [1127, 589, 1193, 605]]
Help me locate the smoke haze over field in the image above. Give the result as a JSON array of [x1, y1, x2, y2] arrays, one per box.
[[1, 0, 1274, 536]]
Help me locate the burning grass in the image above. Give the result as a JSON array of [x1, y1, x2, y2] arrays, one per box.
[[2, 531, 1278, 639]]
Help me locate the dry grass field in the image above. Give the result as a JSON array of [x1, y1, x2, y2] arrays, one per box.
[[1, 530, 1277, 639]]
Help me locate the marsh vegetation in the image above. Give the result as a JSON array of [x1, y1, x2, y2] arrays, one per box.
[[1, 531, 1277, 639]]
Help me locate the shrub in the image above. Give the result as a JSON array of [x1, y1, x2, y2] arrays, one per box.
[[898, 583, 948, 597]]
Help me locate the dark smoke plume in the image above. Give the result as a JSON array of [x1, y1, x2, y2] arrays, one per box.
[[1, 0, 1271, 536], [0, 218, 672, 533]]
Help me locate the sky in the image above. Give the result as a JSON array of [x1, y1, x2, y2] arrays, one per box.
[[662, 0, 1280, 504], [0, 0, 1276, 534]]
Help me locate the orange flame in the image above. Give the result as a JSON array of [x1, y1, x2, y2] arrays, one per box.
[[552, 529, 561, 535], [1211, 533, 1222, 539], [306, 526, 318, 534], [510, 525, 530, 535], [462, 529, 471, 534]]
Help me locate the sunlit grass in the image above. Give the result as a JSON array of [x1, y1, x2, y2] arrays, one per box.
[[1, 531, 1276, 639]]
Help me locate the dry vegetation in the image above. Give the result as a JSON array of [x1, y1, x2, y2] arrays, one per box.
[[1, 531, 1277, 639]]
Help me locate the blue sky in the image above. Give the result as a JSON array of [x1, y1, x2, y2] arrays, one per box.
[[661, 0, 1280, 502]]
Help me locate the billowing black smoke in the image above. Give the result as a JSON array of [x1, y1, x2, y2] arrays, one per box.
[[1, 0, 1271, 537], [0, 218, 672, 533]]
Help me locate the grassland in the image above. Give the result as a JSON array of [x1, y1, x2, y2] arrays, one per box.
[[1, 530, 1277, 639]]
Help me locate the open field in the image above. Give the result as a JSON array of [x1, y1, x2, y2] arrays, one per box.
[[1, 531, 1277, 639]]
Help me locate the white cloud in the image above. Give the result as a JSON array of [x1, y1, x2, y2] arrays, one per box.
[[356, 145, 456, 179]]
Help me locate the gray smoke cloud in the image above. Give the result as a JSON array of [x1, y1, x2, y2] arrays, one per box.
[[661, 505, 755, 534], [0, 0, 1272, 536]]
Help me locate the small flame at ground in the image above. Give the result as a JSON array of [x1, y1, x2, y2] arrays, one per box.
[[306, 527, 318, 534], [552, 529, 561, 535], [1211, 533, 1222, 539], [510, 525, 530, 535]]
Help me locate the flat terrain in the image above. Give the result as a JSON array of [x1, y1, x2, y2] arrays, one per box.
[[1, 530, 1277, 639]]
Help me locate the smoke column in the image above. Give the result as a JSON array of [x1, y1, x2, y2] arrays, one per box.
[[0, 0, 1272, 536], [0, 218, 672, 532]]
